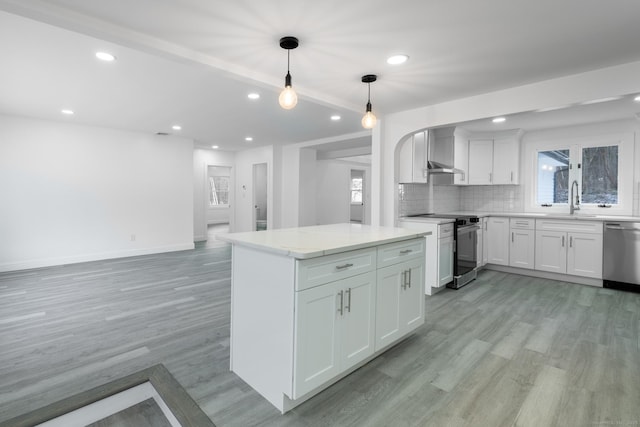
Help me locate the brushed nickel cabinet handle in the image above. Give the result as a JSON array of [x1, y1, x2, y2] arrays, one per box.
[[407, 269, 412, 288], [346, 288, 351, 313], [400, 249, 412, 255], [335, 263, 354, 270], [569, 236, 573, 248], [562, 236, 565, 247], [401, 271, 406, 290], [512, 232, 514, 243], [511, 171, 514, 182], [337, 290, 344, 316]]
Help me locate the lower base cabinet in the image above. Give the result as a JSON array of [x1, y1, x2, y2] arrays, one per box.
[[293, 271, 376, 398], [375, 258, 424, 350], [534, 220, 603, 278]]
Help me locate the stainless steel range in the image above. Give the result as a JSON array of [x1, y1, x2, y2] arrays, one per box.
[[405, 213, 480, 289]]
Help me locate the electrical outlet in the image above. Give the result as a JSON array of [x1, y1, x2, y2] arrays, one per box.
[[130, 234, 136, 241]]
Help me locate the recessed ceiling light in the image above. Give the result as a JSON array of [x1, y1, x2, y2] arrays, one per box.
[[634, 95, 640, 102], [95, 51, 116, 62], [61, 109, 74, 115], [331, 115, 341, 121], [248, 93, 260, 100], [387, 54, 409, 65], [245, 137, 253, 142], [492, 117, 506, 123], [172, 125, 182, 131], [535, 105, 570, 113], [580, 96, 622, 105], [211, 145, 219, 149]]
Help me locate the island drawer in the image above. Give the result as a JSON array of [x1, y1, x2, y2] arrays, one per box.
[[439, 223, 454, 238], [510, 218, 535, 229], [377, 238, 425, 269], [296, 247, 376, 291]]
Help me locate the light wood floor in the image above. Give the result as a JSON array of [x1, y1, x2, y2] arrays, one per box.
[[1, 238, 639, 426]]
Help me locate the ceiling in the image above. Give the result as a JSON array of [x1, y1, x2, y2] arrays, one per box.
[[1, 0, 640, 150]]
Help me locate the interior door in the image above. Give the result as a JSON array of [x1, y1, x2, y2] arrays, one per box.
[[252, 163, 268, 231]]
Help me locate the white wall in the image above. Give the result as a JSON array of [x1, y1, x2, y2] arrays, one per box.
[[298, 148, 317, 226], [192, 148, 235, 240], [0, 114, 194, 272], [316, 160, 372, 225]]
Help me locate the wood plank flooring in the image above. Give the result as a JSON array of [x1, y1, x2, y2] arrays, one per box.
[[1, 238, 639, 426]]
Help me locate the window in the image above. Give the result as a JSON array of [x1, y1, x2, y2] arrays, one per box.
[[537, 149, 569, 205], [527, 133, 632, 214], [581, 145, 618, 204], [209, 176, 229, 206], [350, 177, 363, 204]]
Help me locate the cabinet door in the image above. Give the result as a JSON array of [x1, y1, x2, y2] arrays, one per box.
[[453, 136, 469, 185], [412, 132, 428, 183], [293, 282, 341, 398], [567, 232, 603, 278], [509, 228, 535, 269], [468, 139, 494, 185], [482, 219, 489, 265], [398, 134, 427, 184], [375, 263, 404, 350], [340, 272, 376, 371], [476, 227, 484, 268], [487, 217, 509, 265], [438, 236, 454, 286], [493, 138, 519, 184], [535, 230, 567, 273], [400, 258, 425, 332]]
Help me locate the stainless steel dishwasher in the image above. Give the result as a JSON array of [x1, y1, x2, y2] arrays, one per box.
[[603, 222, 640, 292]]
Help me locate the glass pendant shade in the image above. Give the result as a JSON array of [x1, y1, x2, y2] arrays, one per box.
[[361, 74, 378, 129]]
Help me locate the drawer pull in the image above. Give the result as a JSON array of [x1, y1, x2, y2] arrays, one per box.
[[335, 263, 354, 270], [400, 249, 413, 255]]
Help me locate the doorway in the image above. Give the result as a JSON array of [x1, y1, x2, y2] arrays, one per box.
[[350, 169, 365, 223], [253, 163, 268, 231], [206, 165, 232, 241]]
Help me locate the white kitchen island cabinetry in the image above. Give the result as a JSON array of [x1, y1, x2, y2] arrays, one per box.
[[217, 224, 428, 414]]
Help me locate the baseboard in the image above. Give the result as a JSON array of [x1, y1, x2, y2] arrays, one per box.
[[484, 264, 603, 287], [0, 243, 196, 273], [194, 234, 207, 242]]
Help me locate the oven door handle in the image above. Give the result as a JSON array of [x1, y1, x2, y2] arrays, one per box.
[[457, 224, 480, 233]]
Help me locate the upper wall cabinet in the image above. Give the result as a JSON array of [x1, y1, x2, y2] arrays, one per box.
[[468, 130, 523, 185], [398, 132, 427, 184]]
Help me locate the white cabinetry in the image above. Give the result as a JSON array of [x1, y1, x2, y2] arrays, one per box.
[[375, 256, 424, 350], [534, 220, 603, 278], [438, 223, 454, 286], [294, 270, 375, 398], [398, 131, 427, 183], [509, 218, 535, 269], [493, 137, 520, 184], [468, 139, 494, 185], [487, 217, 510, 265], [481, 217, 489, 266], [467, 131, 521, 185]]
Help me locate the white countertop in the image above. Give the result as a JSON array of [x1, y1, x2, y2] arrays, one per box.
[[401, 211, 640, 222], [216, 223, 430, 259]]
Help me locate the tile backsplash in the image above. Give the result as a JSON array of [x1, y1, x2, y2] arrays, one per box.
[[398, 182, 524, 216]]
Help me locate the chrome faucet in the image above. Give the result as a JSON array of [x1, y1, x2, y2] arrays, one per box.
[[570, 180, 580, 214]]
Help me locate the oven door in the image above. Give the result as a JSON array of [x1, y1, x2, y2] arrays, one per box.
[[452, 223, 479, 288]]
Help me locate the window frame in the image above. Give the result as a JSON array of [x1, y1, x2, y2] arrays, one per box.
[[524, 132, 633, 215], [209, 175, 230, 208], [350, 176, 363, 205]]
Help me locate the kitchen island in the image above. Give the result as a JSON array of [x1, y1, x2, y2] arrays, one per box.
[[217, 223, 429, 413]]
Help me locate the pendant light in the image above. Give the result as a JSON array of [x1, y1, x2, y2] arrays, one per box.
[[278, 36, 299, 110], [361, 74, 378, 129]]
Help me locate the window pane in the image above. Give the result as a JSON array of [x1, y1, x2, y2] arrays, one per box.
[[210, 176, 230, 206], [537, 150, 569, 205], [582, 145, 618, 204], [351, 190, 362, 203], [351, 178, 362, 191]]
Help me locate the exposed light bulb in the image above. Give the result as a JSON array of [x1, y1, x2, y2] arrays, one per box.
[[362, 111, 377, 129], [279, 76, 297, 110]]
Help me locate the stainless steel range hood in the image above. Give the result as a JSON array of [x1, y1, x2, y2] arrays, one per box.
[[427, 160, 464, 174], [425, 127, 466, 175]]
